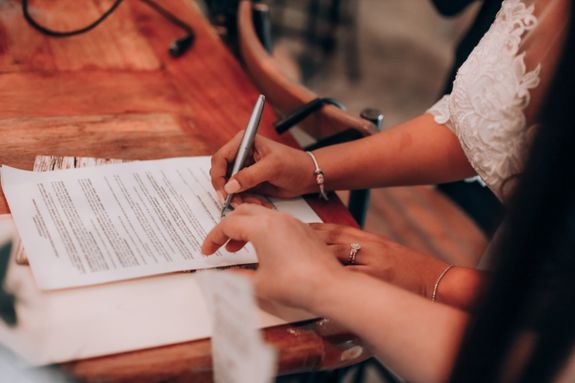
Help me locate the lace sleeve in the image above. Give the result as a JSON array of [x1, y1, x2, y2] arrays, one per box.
[[426, 0, 569, 201], [427, 95, 451, 126]]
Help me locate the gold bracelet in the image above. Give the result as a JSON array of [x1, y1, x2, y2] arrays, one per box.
[[306, 151, 329, 200], [431, 264, 455, 302]]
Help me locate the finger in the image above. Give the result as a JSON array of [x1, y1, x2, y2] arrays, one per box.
[[232, 202, 270, 216], [224, 158, 277, 195], [311, 223, 358, 244], [346, 265, 369, 273], [231, 194, 273, 210], [210, 154, 229, 195], [230, 194, 244, 209], [241, 194, 273, 208], [310, 222, 359, 233], [225, 239, 247, 252], [210, 132, 245, 193], [253, 183, 288, 198], [202, 214, 253, 255], [226, 268, 256, 278], [327, 244, 355, 264]]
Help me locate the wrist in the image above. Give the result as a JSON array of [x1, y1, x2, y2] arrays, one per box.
[[434, 267, 486, 311], [301, 265, 348, 313], [299, 150, 325, 195], [305, 151, 328, 200], [302, 151, 319, 194], [431, 264, 455, 302]]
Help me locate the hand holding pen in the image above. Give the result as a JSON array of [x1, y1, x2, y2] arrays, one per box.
[[211, 97, 320, 214], [220, 95, 266, 217]]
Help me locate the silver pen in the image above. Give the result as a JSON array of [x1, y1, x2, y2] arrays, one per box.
[[220, 94, 266, 217]]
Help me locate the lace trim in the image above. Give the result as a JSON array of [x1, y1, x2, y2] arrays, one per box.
[[427, 0, 541, 201], [427, 95, 451, 125]]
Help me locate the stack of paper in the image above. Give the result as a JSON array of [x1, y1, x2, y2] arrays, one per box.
[[0, 156, 319, 365]]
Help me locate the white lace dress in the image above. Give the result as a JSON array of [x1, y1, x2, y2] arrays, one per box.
[[427, 0, 543, 201]]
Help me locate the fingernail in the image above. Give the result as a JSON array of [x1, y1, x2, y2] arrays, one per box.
[[217, 191, 225, 203], [224, 179, 241, 194]]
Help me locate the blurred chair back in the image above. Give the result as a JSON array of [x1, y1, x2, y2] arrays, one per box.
[[237, 0, 378, 140]]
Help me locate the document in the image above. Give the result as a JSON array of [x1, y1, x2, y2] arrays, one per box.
[[1, 157, 321, 290]]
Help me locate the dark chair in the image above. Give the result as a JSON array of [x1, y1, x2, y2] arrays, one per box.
[[0, 241, 17, 327]]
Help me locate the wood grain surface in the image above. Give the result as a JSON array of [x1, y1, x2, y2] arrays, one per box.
[[0, 1, 365, 380], [0, 0, 485, 380]]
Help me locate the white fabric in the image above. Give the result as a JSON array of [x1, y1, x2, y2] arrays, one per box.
[[428, 0, 542, 201]]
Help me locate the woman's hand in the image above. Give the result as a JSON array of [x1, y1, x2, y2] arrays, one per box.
[[311, 223, 448, 299], [201, 204, 345, 309], [210, 133, 316, 200]]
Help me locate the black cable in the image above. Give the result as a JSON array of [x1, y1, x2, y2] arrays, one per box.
[[21, 0, 124, 37], [22, 0, 195, 57], [140, 0, 193, 34], [140, 0, 195, 56]]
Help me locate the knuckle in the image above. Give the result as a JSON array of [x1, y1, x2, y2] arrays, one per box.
[[235, 204, 250, 214], [327, 227, 343, 242]]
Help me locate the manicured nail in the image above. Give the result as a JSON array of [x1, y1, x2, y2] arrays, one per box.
[[217, 191, 225, 203], [224, 179, 241, 194]]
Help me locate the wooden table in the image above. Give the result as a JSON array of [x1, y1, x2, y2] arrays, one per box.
[[0, 0, 366, 381]]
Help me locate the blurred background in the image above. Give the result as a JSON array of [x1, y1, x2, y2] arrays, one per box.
[[266, 0, 480, 127]]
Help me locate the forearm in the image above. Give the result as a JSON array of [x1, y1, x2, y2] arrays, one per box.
[[399, 253, 488, 311], [435, 266, 488, 311], [308, 270, 468, 383], [311, 113, 475, 191]]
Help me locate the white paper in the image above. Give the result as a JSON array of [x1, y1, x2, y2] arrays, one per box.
[[0, 226, 316, 365], [0, 157, 321, 290], [13, 154, 129, 265], [196, 271, 277, 383]]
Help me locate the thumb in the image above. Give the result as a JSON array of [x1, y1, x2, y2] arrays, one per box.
[[224, 160, 276, 194]]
